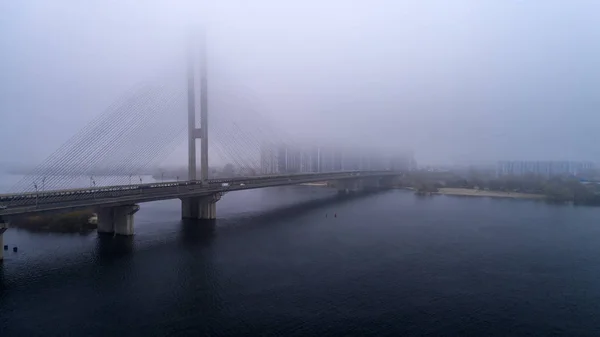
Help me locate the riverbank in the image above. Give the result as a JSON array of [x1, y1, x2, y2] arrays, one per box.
[[299, 182, 328, 186], [436, 188, 545, 199], [9, 210, 98, 233]]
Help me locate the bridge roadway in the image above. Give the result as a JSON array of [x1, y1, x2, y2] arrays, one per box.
[[0, 171, 398, 217]]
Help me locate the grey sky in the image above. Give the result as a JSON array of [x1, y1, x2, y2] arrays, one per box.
[[1, 0, 599, 167]]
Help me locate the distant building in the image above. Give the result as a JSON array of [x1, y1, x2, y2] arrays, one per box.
[[260, 143, 415, 174], [260, 142, 279, 175], [391, 151, 416, 172], [308, 146, 322, 173], [496, 160, 595, 178]]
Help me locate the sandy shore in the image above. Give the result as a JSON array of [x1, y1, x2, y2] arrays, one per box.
[[299, 182, 328, 187], [436, 188, 545, 199]]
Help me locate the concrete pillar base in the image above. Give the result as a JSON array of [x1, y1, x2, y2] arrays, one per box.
[[0, 220, 8, 261], [97, 205, 140, 236], [363, 177, 382, 191], [114, 205, 140, 236], [336, 179, 363, 194], [181, 197, 201, 219], [338, 189, 350, 195], [97, 208, 115, 235], [200, 202, 217, 219], [181, 193, 221, 220]]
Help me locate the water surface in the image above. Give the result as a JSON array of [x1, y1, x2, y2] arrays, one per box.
[[2, 188, 600, 336]]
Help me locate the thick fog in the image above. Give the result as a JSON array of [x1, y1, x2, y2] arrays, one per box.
[[1, 0, 599, 169]]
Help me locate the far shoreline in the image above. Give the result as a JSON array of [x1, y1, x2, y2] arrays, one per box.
[[435, 188, 545, 200]]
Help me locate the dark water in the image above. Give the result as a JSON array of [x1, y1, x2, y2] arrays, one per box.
[[2, 187, 600, 336]]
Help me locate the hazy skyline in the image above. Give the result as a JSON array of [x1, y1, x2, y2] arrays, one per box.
[[1, 0, 600, 168]]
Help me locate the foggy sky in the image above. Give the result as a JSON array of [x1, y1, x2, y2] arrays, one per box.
[[1, 0, 600, 168]]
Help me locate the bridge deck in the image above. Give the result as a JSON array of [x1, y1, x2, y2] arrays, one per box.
[[0, 171, 398, 217]]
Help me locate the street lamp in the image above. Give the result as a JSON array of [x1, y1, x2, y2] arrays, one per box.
[[42, 176, 46, 192], [161, 172, 164, 183], [89, 176, 94, 188], [176, 176, 179, 192], [129, 174, 132, 186], [33, 182, 38, 208]]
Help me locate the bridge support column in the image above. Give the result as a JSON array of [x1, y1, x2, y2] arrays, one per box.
[[363, 177, 382, 191], [114, 205, 140, 236], [336, 180, 363, 194], [378, 176, 398, 189], [97, 205, 140, 236], [0, 217, 8, 261], [181, 193, 221, 220], [200, 201, 217, 219], [181, 197, 200, 219], [97, 208, 115, 235]]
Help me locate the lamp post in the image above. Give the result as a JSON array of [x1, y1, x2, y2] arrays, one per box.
[[33, 182, 38, 208]]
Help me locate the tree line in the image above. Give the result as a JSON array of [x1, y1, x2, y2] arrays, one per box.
[[402, 171, 600, 205]]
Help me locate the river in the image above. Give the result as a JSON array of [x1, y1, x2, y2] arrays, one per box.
[[2, 187, 600, 336]]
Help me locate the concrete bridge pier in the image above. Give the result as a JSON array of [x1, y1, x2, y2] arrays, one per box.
[[97, 205, 140, 236], [0, 217, 8, 261], [181, 193, 221, 220], [379, 176, 400, 189], [362, 177, 382, 191], [335, 179, 363, 195], [97, 208, 114, 234], [200, 201, 217, 219]]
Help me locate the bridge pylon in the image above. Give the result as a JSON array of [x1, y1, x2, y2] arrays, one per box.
[[187, 28, 209, 182], [182, 29, 217, 220]]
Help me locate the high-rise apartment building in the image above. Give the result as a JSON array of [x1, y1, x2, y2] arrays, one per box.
[[496, 160, 595, 178], [260, 143, 415, 174]]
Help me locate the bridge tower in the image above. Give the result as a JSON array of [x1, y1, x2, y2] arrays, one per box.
[[182, 29, 217, 220], [187, 30, 209, 182], [199, 30, 209, 182]]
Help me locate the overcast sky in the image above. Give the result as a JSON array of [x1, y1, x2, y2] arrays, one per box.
[[1, 0, 600, 168]]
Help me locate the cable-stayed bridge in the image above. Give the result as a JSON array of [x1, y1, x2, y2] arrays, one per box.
[[0, 34, 403, 256]]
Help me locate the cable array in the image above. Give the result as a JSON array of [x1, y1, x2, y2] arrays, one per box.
[[9, 80, 294, 192], [9, 83, 188, 194]]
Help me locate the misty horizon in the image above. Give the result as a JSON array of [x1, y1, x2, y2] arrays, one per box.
[[1, 1, 599, 169]]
